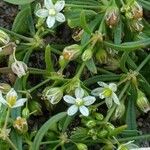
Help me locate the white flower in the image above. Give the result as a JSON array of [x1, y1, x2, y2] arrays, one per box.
[[36, 0, 65, 28], [63, 87, 96, 116], [11, 61, 28, 78], [91, 82, 120, 108], [0, 88, 27, 108]]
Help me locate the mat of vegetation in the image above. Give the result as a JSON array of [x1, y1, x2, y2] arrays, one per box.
[[0, 0, 150, 150]]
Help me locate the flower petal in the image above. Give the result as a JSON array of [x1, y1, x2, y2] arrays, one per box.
[[112, 93, 120, 105], [55, 0, 65, 12], [67, 105, 78, 116], [83, 96, 96, 106], [105, 97, 113, 108], [0, 91, 7, 105], [44, 0, 54, 9], [98, 82, 108, 88], [36, 9, 48, 18], [75, 87, 84, 98], [109, 83, 117, 92], [12, 98, 27, 108], [6, 88, 17, 101], [46, 16, 55, 28], [79, 106, 89, 116], [63, 95, 75, 104], [91, 88, 103, 96], [56, 12, 65, 22]]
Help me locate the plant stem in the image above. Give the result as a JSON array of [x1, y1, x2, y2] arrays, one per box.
[[40, 140, 61, 145], [6, 137, 18, 150], [62, 116, 72, 133], [136, 54, 150, 72], [3, 108, 10, 130], [75, 63, 85, 78], [28, 78, 51, 93], [65, 4, 100, 9]]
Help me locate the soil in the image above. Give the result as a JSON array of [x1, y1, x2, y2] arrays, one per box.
[[0, 0, 150, 148]]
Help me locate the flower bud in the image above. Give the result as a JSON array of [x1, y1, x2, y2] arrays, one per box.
[[113, 102, 125, 120], [22, 108, 30, 118], [131, 2, 143, 20], [43, 87, 63, 104], [0, 30, 10, 45], [59, 55, 69, 70], [129, 20, 143, 32], [95, 48, 107, 64], [98, 129, 108, 138], [88, 129, 97, 140], [72, 29, 84, 42], [82, 47, 93, 61], [137, 90, 150, 113], [11, 61, 28, 78], [76, 143, 88, 150], [105, 7, 119, 28], [0, 83, 11, 94], [86, 120, 97, 128], [63, 44, 81, 61], [13, 117, 28, 134], [95, 113, 104, 121], [29, 100, 42, 116]]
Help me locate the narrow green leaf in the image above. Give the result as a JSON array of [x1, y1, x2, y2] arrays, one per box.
[[114, 20, 122, 44], [120, 52, 129, 73], [32, 112, 66, 150], [4, 0, 35, 5], [126, 85, 137, 135], [104, 38, 150, 51], [80, 11, 92, 34], [85, 58, 97, 74]]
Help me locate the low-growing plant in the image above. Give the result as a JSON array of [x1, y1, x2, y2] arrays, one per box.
[[0, 0, 150, 149]]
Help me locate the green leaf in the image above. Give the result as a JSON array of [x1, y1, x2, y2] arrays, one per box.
[[4, 0, 35, 5], [104, 38, 150, 51], [32, 112, 66, 150], [126, 85, 138, 135], [120, 52, 129, 73], [85, 58, 97, 74], [80, 11, 92, 34], [114, 19, 122, 44], [45, 45, 54, 72], [12, 5, 30, 34]]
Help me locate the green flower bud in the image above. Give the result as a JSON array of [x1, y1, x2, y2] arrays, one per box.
[[95, 48, 107, 64], [129, 20, 143, 32], [59, 55, 69, 70], [63, 44, 81, 61], [72, 29, 84, 42], [106, 123, 115, 133], [22, 108, 30, 118], [82, 47, 93, 61], [28, 100, 42, 116], [0, 83, 11, 94], [137, 90, 150, 113], [95, 113, 104, 121], [86, 120, 97, 128], [98, 129, 108, 138], [43, 87, 63, 104], [88, 129, 97, 140], [0, 30, 10, 45], [13, 117, 28, 134], [76, 143, 88, 150]]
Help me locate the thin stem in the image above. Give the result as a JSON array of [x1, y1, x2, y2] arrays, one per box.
[[6, 137, 18, 150], [62, 116, 72, 133], [28, 78, 51, 93], [65, 4, 100, 9], [3, 108, 10, 130], [136, 54, 150, 72], [40, 140, 61, 145], [94, 101, 105, 108], [75, 63, 85, 78]]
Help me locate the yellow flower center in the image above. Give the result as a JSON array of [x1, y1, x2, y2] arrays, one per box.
[[103, 88, 112, 97], [49, 9, 56, 16], [75, 98, 84, 106], [7, 95, 17, 107]]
